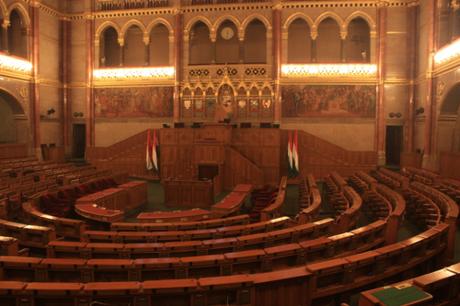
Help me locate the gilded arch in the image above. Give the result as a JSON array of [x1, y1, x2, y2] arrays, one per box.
[[7, 2, 30, 27]]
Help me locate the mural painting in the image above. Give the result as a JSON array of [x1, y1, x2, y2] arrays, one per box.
[[95, 87, 173, 118], [282, 85, 376, 118]]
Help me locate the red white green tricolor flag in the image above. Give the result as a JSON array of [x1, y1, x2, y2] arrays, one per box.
[[288, 130, 299, 177], [146, 129, 160, 172]]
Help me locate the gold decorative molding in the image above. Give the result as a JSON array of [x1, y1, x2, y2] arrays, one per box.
[[93, 66, 175, 86], [0, 54, 32, 81], [281, 64, 377, 82]]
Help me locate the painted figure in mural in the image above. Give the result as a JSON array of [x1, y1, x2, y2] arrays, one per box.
[[282, 85, 376, 117], [215, 85, 234, 122]]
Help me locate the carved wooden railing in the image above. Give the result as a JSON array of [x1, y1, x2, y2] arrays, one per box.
[[224, 146, 264, 189], [295, 130, 377, 178], [96, 0, 170, 11], [86, 130, 157, 179]]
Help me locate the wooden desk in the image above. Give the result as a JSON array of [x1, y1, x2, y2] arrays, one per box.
[[76, 188, 129, 211], [75, 204, 124, 223], [163, 179, 213, 208], [118, 181, 148, 210], [137, 209, 211, 223]]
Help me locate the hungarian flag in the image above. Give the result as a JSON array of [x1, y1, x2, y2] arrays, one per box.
[[292, 130, 299, 174], [146, 130, 153, 171], [287, 130, 299, 177], [151, 129, 159, 173]]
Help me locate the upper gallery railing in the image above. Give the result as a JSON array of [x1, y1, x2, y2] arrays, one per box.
[[96, 0, 170, 11], [95, 0, 271, 11]]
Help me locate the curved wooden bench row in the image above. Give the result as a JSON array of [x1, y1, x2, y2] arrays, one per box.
[[22, 202, 86, 239], [260, 176, 287, 221], [0, 220, 386, 282], [82, 216, 291, 243], [401, 166, 439, 185], [0, 236, 18, 256], [410, 181, 458, 259], [436, 178, 460, 204], [298, 177, 322, 224], [374, 184, 406, 244], [47, 218, 335, 259], [348, 171, 377, 193], [404, 186, 442, 229], [0, 219, 55, 249], [111, 214, 250, 231], [0, 223, 449, 306], [372, 167, 410, 190], [333, 186, 362, 234]]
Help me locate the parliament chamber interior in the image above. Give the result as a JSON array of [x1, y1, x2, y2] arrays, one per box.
[[0, 0, 459, 305]]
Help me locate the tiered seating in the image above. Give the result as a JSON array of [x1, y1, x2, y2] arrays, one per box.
[[47, 218, 334, 259], [402, 166, 440, 185], [371, 167, 410, 190], [260, 176, 287, 221], [435, 178, 460, 204], [297, 174, 322, 223], [0, 223, 449, 306], [249, 185, 278, 220], [348, 171, 377, 193]]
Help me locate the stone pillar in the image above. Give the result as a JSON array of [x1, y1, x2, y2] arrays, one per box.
[[60, 17, 72, 155], [118, 38, 125, 66], [340, 37, 346, 62], [30, 2, 41, 158], [375, 2, 387, 165], [1, 20, 9, 53], [423, 0, 438, 170], [239, 38, 244, 63], [405, 4, 417, 153], [310, 34, 317, 63], [144, 36, 150, 66], [272, 5, 282, 123], [85, 12, 95, 148], [173, 11, 182, 122]]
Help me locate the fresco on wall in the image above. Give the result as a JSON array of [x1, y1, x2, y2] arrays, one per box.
[[282, 85, 376, 118], [95, 87, 173, 118]]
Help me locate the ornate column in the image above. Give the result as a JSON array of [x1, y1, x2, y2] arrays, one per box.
[[404, 4, 418, 153], [60, 17, 72, 155], [143, 35, 150, 66], [118, 38, 125, 66], [423, 0, 438, 169], [375, 2, 387, 165], [238, 36, 244, 63], [272, 3, 282, 123], [340, 32, 347, 62], [85, 11, 95, 148], [310, 31, 317, 62], [1, 20, 9, 53], [173, 9, 183, 122], [30, 1, 41, 157]]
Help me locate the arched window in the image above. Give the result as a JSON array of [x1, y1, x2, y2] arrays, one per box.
[[244, 19, 266, 64], [124, 25, 144, 67], [215, 20, 239, 64], [345, 18, 370, 63], [0, 90, 28, 144], [288, 18, 311, 63], [100, 27, 120, 67], [438, 83, 460, 153], [316, 18, 341, 63], [149, 24, 169, 66], [189, 21, 213, 65], [8, 10, 27, 58]]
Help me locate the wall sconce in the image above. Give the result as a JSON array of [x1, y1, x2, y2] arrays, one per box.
[[46, 108, 55, 116], [73, 112, 84, 118], [389, 112, 402, 118], [415, 107, 424, 115]]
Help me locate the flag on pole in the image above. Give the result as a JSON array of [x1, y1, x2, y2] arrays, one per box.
[[287, 130, 299, 177], [152, 129, 159, 172], [292, 130, 299, 174], [146, 130, 153, 171], [287, 131, 293, 170]]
